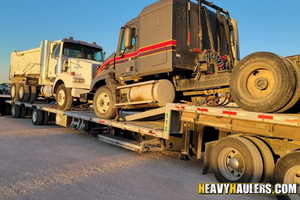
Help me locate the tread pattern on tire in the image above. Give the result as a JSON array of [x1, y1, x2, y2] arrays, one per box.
[[29, 86, 37, 104], [20, 106, 26, 118], [278, 58, 300, 113], [243, 136, 275, 183], [43, 111, 49, 125]]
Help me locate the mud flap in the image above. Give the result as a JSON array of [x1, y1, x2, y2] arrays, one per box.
[[202, 140, 218, 175]]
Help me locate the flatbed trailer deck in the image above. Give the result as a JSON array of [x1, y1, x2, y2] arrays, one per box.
[[6, 100, 300, 198]]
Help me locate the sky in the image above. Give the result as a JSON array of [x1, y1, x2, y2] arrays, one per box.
[[0, 0, 299, 83]]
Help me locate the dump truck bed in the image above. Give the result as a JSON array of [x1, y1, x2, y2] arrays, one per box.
[[10, 46, 42, 79]]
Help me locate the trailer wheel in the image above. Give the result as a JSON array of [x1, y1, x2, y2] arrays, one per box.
[[56, 84, 72, 111], [243, 136, 275, 183], [20, 106, 26, 118], [11, 83, 21, 101], [43, 111, 49, 125], [212, 137, 263, 183], [93, 86, 116, 119], [32, 108, 44, 125], [230, 52, 295, 113], [11, 104, 21, 118], [273, 151, 300, 200]]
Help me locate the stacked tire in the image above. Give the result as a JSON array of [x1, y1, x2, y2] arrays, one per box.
[[230, 52, 300, 113]]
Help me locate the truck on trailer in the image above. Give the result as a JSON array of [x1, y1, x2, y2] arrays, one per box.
[[9, 37, 104, 111], [89, 0, 300, 119]]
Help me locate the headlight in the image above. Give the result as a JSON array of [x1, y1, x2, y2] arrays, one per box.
[[73, 78, 85, 83]]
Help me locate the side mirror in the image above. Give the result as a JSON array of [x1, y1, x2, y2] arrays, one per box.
[[124, 28, 133, 49]]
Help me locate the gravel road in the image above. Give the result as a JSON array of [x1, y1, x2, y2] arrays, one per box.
[[0, 116, 275, 200]]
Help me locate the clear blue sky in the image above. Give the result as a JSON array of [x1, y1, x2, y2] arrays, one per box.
[[0, 0, 299, 83]]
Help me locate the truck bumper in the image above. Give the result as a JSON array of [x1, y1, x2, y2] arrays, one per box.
[[71, 88, 89, 98]]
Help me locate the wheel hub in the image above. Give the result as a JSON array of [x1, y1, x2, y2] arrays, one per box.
[[11, 106, 15, 116], [229, 156, 244, 171], [96, 92, 110, 114], [19, 86, 24, 98], [284, 166, 300, 199], [11, 86, 15, 98], [255, 77, 268, 90], [218, 148, 245, 181], [246, 69, 275, 98], [32, 111, 37, 122], [57, 90, 66, 106]]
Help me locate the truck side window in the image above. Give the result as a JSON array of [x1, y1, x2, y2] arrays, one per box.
[[132, 28, 136, 46], [53, 44, 61, 57], [120, 33, 125, 53], [120, 28, 136, 53]]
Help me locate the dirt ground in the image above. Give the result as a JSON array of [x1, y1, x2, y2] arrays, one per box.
[[0, 116, 275, 200]]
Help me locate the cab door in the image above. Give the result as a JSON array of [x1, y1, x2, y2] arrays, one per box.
[[115, 25, 137, 81], [48, 43, 61, 78]]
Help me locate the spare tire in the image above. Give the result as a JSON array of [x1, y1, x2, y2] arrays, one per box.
[[230, 52, 296, 113], [277, 58, 300, 113]]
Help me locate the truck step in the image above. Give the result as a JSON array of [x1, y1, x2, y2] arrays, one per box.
[[98, 134, 165, 153]]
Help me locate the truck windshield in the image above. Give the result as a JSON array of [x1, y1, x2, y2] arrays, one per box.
[[63, 42, 103, 62]]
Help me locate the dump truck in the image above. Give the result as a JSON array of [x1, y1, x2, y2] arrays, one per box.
[[89, 0, 300, 119], [10, 37, 104, 111]]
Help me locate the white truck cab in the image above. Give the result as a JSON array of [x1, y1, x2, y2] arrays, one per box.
[[10, 37, 104, 110]]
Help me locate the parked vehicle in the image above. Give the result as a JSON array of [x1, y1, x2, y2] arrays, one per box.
[[0, 84, 7, 94], [89, 0, 299, 119], [10, 37, 104, 110]]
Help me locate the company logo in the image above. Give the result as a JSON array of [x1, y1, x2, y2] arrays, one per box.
[[198, 183, 298, 195]]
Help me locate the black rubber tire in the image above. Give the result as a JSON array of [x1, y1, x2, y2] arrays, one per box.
[[93, 86, 116, 119], [22, 84, 31, 102], [20, 106, 26, 118], [278, 58, 300, 113], [29, 86, 37, 104], [273, 151, 300, 200], [5, 104, 11, 115], [243, 136, 275, 183], [32, 108, 44, 125], [212, 137, 263, 183], [11, 104, 21, 118], [43, 111, 49, 125], [56, 84, 72, 111], [18, 83, 30, 102], [11, 83, 21, 101], [230, 52, 296, 113]]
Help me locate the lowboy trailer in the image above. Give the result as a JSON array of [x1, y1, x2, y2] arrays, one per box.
[[7, 100, 300, 199]]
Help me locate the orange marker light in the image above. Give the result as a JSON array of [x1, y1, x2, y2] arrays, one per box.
[[71, 72, 76, 76]]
